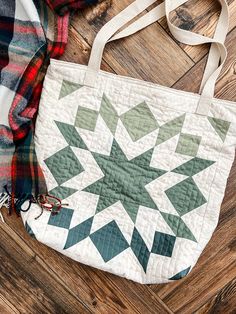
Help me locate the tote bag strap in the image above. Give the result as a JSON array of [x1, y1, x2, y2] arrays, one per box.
[[84, 0, 229, 116], [165, 0, 228, 115], [109, 1, 227, 95]]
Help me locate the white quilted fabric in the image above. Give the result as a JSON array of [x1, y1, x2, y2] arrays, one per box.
[[21, 59, 236, 284]]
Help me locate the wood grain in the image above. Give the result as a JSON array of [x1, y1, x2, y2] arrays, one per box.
[[69, 0, 194, 86], [195, 277, 236, 314], [173, 25, 236, 101], [159, 0, 236, 62], [1, 0, 236, 313], [0, 223, 92, 314], [0, 294, 20, 314]]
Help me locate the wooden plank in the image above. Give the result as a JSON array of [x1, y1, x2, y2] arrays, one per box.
[[70, 0, 194, 86], [0, 294, 20, 314], [0, 223, 92, 314], [1, 213, 172, 314], [158, 0, 236, 62], [195, 277, 236, 314], [102, 275, 173, 314], [173, 25, 236, 101]]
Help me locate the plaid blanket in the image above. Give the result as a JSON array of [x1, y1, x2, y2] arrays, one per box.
[[0, 0, 97, 213], [45, 0, 98, 15]]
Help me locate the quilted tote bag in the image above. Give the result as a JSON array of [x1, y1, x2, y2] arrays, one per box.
[[21, 0, 236, 284]]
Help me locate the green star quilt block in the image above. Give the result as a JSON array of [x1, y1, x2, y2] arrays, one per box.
[[84, 140, 166, 222]]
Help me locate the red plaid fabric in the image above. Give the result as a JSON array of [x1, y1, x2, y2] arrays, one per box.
[[0, 0, 97, 213]]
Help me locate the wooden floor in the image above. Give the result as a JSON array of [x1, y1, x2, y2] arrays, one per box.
[[1, 0, 236, 313]]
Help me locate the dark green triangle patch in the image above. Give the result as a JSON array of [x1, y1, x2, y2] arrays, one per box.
[[64, 217, 93, 249], [59, 79, 82, 99], [130, 227, 150, 272], [25, 222, 36, 239], [169, 266, 191, 280], [208, 117, 230, 142]]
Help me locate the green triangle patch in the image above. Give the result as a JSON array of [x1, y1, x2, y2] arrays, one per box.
[[172, 157, 215, 177], [100, 94, 119, 135], [55, 121, 88, 149], [161, 212, 197, 242], [130, 228, 150, 272], [59, 79, 82, 99], [49, 186, 78, 200], [64, 217, 93, 249], [169, 266, 191, 280], [156, 114, 185, 145], [208, 117, 230, 142], [25, 222, 36, 239]]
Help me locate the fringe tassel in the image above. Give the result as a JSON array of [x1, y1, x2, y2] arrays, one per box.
[[1, 186, 67, 222], [3, 185, 34, 216]]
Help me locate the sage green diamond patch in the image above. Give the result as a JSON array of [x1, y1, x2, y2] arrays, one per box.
[[75, 106, 98, 131], [165, 177, 207, 216], [121, 102, 158, 141], [176, 133, 201, 157], [45, 146, 84, 185]]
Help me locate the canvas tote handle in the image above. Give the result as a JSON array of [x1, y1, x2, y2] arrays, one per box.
[[109, 0, 228, 95], [84, 0, 229, 115]]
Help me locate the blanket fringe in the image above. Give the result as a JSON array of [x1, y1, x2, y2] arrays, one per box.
[[1, 187, 67, 221], [2, 185, 34, 216]]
